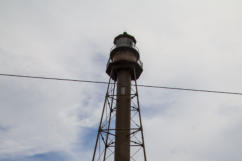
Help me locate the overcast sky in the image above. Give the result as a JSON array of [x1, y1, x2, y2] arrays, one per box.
[[0, 0, 242, 160]]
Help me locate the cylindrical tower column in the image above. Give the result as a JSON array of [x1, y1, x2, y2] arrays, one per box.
[[115, 69, 131, 161]]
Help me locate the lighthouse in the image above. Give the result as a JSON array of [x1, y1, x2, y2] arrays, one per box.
[[93, 32, 146, 161]]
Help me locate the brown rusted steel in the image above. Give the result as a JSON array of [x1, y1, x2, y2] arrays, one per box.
[[93, 32, 146, 161], [133, 67, 147, 161], [103, 80, 116, 160], [115, 69, 131, 161], [92, 70, 113, 161]]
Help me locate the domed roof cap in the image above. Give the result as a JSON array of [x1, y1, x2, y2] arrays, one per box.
[[113, 32, 137, 44]]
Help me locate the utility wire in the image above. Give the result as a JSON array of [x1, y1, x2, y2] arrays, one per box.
[[0, 73, 108, 84], [0, 73, 242, 96]]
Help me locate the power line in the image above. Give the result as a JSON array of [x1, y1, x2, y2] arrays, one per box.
[[0, 73, 241, 96], [137, 84, 242, 95], [0, 73, 108, 84]]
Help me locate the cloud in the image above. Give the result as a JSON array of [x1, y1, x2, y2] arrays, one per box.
[[0, 0, 242, 160]]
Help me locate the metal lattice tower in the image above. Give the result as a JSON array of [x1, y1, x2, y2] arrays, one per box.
[[92, 32, 146, 161]]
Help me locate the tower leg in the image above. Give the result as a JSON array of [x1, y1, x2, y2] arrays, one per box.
[[133, 68, 147, 161], [92, 72, 117, 161]]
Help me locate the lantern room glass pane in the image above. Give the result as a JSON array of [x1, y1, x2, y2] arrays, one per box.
[[116, 38, 133, 47]]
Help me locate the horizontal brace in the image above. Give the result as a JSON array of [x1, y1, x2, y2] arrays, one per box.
[[130, 127, 141, 135], [102, 128, 140, 131], [108, 144, 143, 147], [101, 131, 116, 137], [130, 140, 142, 145], [130, 144, 143, 147], [108, 94, 136, 97]]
